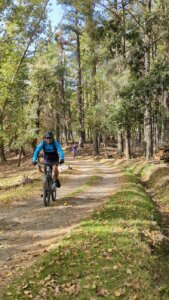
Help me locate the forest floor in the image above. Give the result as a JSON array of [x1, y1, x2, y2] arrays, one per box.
[[1, 149, 169, 299], [0, 152, 123, 296]]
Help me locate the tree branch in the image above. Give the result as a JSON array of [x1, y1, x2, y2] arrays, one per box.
[[12, 0, 50, 82]]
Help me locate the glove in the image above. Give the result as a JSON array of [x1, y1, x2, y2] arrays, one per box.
[[59, 159, 64, 164], [32, 161, 37, 166]]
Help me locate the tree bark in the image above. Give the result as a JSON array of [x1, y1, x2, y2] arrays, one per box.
[[144, 103, 153, 159], [124, 129, 131, 159], [59, 38, 68, 146], [121, 0, 126, 59], [76, 22, 85, 148], [103, 134, 108, 158], [56, 112, 60, 141], [17, 146, 25, 167], [0, 111, 6, 163], [93, 129, 99, 156], [87, 1, 99, 156], [117, 131, 123, 157], [35, 94, 41, 135], [144, 0, 153, 160]]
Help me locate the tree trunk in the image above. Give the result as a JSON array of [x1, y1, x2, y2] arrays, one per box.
[[35, 96, 41, 134], [17, 146, 25, 167], [117, 131, 123, 157], [144, 0, 153, 160], [0, 111, 6, 163], [93, 129, 99, 156], [76, 24, 85, 148], [0, 140, 6, 163], [103, 134, 108, 158], [121, 0, 126, 59], [160, 120, 165, 144], [58, 37, 68, 146], [63, 125, 68, 146], [56, 112, 60, 141], [124, 129, 131, 159], [86, 1, 99, 156], [144, 104, 153, 160]]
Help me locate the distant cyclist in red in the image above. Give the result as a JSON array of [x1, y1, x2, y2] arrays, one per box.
[[32, 131, 64, 187]]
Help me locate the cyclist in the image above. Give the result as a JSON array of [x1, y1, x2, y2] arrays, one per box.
[[72, 144, 78, 158], [32, 131, 64, 188]]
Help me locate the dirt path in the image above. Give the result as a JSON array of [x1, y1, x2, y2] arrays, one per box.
[[0, 157, 122, 295]]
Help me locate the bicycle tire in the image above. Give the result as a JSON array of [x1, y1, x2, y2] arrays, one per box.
[[43, 176, 51, 207], [52, 187, 57, 201], [43, 188, 50, 206]]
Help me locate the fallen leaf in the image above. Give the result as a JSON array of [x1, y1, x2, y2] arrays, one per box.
[[107, 248, 113, 253], [114, 288, 125, 297], [5, 272, 13, 277], [6, 292, 12, 296], [64, 283, 80, 296], [129, 295, 138, 300], [44, 274, 51, 282], [39, 287, 47, 295], [54, 286, 60, 295], [96, 287, 109, 297], [132, 282, 140, 290]]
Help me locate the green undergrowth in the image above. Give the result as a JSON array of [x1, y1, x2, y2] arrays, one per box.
[[0, 167, 75, 203], [127, 161, 169, 211], [0, 180, 42, 203], [6, 173, 169, 299]]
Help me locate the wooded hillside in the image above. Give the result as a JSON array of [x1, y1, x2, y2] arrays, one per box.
[[1, 0, 169, 162]]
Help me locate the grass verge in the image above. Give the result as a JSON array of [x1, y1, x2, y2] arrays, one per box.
[[127, 162, 169, 212], [0, 180, 42, 203], [5, 172, 169, 299]]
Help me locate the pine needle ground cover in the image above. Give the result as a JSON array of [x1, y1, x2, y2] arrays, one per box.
[[6, 173, 169, 299]]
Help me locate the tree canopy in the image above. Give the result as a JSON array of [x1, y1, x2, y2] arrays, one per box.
[[1, 0, 169, 162]]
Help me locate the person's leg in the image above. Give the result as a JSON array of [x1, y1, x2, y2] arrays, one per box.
[[52, 165, 59, 180]]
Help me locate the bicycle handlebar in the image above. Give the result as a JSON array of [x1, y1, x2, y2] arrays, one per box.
[[37, 162, 60, 167]]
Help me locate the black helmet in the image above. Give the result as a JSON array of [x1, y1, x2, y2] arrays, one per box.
[[44, 131, 53, 139]]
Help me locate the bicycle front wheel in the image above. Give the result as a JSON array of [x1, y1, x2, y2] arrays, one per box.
[[43, 188, 50, 206], [43, 176, 51, 207], [52, 187, 57, 201]]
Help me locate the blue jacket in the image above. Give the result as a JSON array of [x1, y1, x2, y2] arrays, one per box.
[[32, 140, 64, 162]]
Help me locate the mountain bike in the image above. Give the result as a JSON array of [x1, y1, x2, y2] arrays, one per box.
[[37, 162, 57, 206]]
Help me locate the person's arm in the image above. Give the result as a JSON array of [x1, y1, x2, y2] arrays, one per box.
[[55, 140, 64, 161], [32, 141, 43, 162]]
